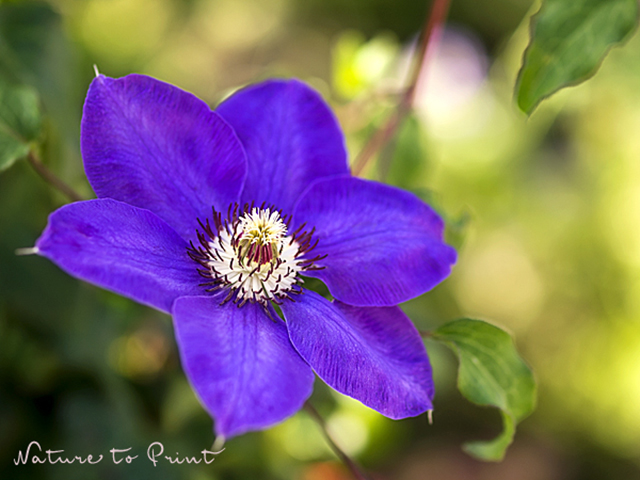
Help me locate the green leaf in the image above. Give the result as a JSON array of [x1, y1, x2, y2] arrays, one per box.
[[0, 2, 64, 85], [380, 114, 427, 189], [516, 0, 639, 114], [0, 78, 42, 171], [432, 319, 536, 461]]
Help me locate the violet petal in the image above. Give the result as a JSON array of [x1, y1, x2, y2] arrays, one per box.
[[217, 79, 348, 212], [82, 74, 247, 240], [173, 296, 315, 438], [293, 176, 457, 306], [36, 199, 202, 313], [282, 291, 434, 419]]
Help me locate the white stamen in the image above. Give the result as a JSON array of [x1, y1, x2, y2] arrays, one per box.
[[238, 208, 287, 246], [205, 208, 303, 305]]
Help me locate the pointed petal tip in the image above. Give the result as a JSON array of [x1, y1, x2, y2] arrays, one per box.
[[211, 435, 226, 452], [15, 246, 39, 256]]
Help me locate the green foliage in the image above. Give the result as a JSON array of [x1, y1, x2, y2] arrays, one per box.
[[0, 2, 59, 173], [516, 0, 638, 114], [433, 319, 536, 461], [0, 78, 41, 172], [380, 115, 425, 188], [0, 1, 63, 84]]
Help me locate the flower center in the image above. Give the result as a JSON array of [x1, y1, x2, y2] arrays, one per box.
[[236, 208, 287, 266], [188, 203, 324, 307]]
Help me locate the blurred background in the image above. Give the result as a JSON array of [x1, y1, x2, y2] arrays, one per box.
[[2, 0, 640, 478]]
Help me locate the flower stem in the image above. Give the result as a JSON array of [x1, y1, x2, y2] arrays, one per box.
[[351, 0, 452, 177], [303, 401, 372, 480], [27, 150, 84, 202]]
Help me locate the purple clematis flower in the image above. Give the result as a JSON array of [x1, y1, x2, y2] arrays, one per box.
[[34, 74, 456, 439]]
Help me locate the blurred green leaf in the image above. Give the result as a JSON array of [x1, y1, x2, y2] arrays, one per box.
[[0, 2, 80, 151], [516, 0, 638, 114], [444, 210, 471, 251], [0, 2, 62, 84], [380, 115, 426, 188], [0, 79, 41, 172], [433, 319, 536, 461]]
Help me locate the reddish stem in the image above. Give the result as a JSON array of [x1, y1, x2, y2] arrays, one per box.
[[27, 150, 83, 202], [351, 0, 452, 177], [303, 402, 372, 480]]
